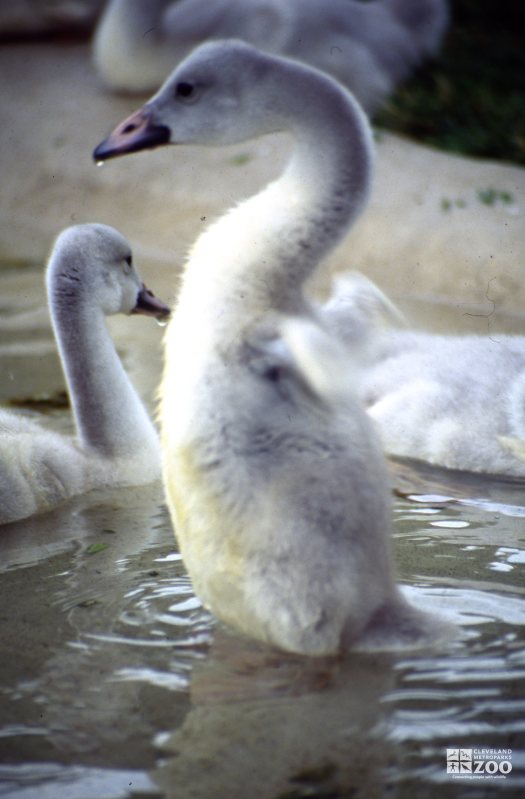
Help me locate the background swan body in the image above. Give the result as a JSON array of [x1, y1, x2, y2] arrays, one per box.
[[322, 275, 525, 477], [322, 271, 404, 356], [94, 42, 450, 655], [0, 223, 170, 526], [93, 0, 448, 113]]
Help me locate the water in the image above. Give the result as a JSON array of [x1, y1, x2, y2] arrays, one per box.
[[1, 263, 524, 798]]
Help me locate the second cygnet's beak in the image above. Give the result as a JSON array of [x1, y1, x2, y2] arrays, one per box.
[[93, 107, 170, 162], [131, 284, 171, 321]]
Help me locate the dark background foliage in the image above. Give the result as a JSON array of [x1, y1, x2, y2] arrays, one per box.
[[376, 0, 525, 165]]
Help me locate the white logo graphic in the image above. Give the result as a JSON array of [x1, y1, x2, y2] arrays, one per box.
[[447, 749, 472, 774], [446, 748, 512, 779]]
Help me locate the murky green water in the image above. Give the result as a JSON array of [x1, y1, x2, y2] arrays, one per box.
[[1, 264, 524, 798]]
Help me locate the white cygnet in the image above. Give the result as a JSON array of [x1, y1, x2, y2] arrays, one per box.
[[322, 273, 525, 477], [93, 42, 452, 655], [0, 223, 170, 525]]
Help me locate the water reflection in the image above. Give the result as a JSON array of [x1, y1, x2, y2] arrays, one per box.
[[0, 486, 201, 789], [0, 476, 523, 798], [155, 632, 399, 799]]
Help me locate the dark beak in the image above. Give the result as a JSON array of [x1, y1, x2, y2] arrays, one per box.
[[93, 107, 171, 162], [131, 284, 171, 321]]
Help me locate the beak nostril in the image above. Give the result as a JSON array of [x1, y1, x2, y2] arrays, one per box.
[[93, 108, 169, 162]]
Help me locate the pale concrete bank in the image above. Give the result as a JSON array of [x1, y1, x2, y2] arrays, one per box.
[[1, 40, 524, 326]]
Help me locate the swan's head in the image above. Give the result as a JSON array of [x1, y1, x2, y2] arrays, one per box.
[[46, 224, 171, 320], [93, 39, 320, 160]]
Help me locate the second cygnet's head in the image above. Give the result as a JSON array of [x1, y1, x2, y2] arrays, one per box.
[[46, 223, 170, 320]]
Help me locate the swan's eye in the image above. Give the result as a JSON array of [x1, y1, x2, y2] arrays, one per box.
[[264, 365, 284, 383], [123, 254, 133, 274], [175, 81, 196, 101]]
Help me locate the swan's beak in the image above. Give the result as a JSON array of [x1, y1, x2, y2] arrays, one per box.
[[93, 107, 170, 162], [131, 284, 171, 321]]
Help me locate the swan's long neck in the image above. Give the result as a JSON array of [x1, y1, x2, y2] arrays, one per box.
[[49, 285, 157, 459], [176, 68, 374, 343]]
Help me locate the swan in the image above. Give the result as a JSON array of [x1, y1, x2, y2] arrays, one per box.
[[321, 271, 404, 356], [321, 274, 525, 478], [93, 0, 448, 113], [93, 41, 451, 655], [0, 223, 170, 526]]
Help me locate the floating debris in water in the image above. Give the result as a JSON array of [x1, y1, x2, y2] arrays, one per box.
[[8, 389, 69, 409], [86, 542, 110, 555]]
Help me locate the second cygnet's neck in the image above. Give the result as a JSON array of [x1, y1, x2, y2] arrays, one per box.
[[177, 65, 374, 342], [49, 283, 158, 459], [94, 0, 178, 91]]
